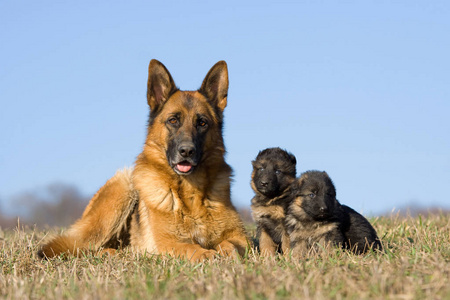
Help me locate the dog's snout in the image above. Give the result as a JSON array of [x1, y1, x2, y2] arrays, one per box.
[[260, 180, 268, 187], [178, 143, 195, 158], [319, 206, 328, 213]]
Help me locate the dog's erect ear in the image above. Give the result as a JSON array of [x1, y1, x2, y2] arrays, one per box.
[[199, 61, 229, 112], [297, 174, 309, 188], [289, 153, 297, 166], [291, 177, 305, 197], [322, 171, 337, 194], [251, 160, 262, 170], [147, 59, 177, 112]]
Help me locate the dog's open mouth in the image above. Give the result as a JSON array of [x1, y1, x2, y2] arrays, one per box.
[[175, 161, 194, 174]]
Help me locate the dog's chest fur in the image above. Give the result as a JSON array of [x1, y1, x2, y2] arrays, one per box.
[[252, 203, 285, 220], [251, 198, 287, 243], [174, 208, 214, 247], [132, 162, 232, 252], [286, 215, 338, 246]]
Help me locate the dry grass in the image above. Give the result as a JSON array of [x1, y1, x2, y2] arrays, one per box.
[[1, 213, 449, 300]]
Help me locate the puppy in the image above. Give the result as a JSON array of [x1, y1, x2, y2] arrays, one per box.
[[285, 171, 345, 257], [250, 147, 297, 256], [286, 171, 382, 257]]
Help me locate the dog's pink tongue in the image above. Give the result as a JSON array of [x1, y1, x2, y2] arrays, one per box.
[[177, 162, 192, 173]]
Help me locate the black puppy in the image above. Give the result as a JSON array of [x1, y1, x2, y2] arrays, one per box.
[[250, 147, 297, 256], [286, 171, 382, 256]]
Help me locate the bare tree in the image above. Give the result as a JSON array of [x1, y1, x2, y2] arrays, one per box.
[[8, 183, 89, 228], [0, 199, 18, 228]]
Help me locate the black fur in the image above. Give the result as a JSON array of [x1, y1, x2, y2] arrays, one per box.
[[165, 106, 210, 175], [340, 205, 383, 254], [252, 148, 297, 198], [286, 171, 382, 256], [250, 147, 297, 255]]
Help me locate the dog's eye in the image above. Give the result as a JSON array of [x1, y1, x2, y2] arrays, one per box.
[[168, 117, 178, 125], [309, 193, 316, 198], [198, 120, 208, 127], [275, 170, 281, 175], [259, 167, 264, 171]]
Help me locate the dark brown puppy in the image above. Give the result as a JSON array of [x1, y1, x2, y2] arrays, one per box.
[[286, 171, 382, 257], [285, 171, 345, 257], [250, 147, 297, 256]]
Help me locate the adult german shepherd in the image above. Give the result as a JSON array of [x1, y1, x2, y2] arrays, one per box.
[[38, 60, 249, 261]]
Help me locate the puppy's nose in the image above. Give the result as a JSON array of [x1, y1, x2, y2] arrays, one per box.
[[319, 207, 328, 213], [260, 181, 268, 187]]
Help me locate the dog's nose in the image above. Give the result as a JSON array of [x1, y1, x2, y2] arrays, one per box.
[[260, 181, 268, 187], [178, 144, 195, 158], [319, 207, 328, 213]]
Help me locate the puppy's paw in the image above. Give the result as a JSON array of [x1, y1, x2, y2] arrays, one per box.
[[98, 248, 117, 257], [259, 247, 276, 257]]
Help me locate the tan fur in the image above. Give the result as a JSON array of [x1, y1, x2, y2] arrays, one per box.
[[38, 60, 249, 261], [285, 193, 341, 257], [38, 168, 137, 258], [258, 230, 277, 255], [251, 181, 292, 256]]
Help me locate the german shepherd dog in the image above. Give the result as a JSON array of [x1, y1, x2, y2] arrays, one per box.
[[285, 171, 381, 257], [250, 148, 296, 256], [38, 60, 249, 261]]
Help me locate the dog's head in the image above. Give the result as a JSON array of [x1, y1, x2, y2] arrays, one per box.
[[291, 171, 338, 220], [251, 147, 297, 198], [145, 60, 228, 175]]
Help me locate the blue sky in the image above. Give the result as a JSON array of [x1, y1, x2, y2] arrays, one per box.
[[1, 1, 449, 216]]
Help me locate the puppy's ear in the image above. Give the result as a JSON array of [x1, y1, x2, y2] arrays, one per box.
[[255, 150, 264, 161], [147, 59, 177, 112], [322, 171, 337, 195], [297, 175, 307, 187], [199, 61, 229, 112], [289, 153, 297, 166], [290, 177, 304, 197]]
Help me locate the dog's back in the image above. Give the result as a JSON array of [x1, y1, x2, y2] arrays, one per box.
[[38, 169, 137, 258], [340, 205, 382, 254]]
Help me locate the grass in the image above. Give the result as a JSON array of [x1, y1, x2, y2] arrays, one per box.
[[1, 213, 449, 299]]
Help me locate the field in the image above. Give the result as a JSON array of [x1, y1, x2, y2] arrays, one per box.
[[1, 213, 449, 300]]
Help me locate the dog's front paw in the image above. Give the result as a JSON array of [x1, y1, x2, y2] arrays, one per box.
[[190, 249, 217, 262], [216, 241, 240, 259]]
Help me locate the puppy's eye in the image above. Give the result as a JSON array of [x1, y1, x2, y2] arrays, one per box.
[[259, 168, 265, 171], [275, 170, 281, 175], [168, 117, 178, 125], [309, 193, 316, 198]]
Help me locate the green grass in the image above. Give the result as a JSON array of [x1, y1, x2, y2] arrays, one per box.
[[1, 213, 449, 299]]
